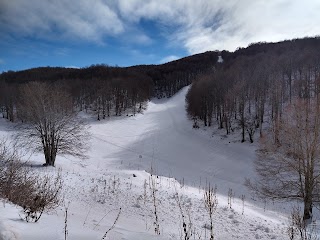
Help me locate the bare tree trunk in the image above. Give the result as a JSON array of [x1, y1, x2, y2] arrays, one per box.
[[44, 148, 56, 166], [303, 194, 312, 220], [239, 102, 245, 142]]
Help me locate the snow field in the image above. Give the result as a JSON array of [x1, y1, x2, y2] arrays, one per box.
[[0, 86, 289, 239]]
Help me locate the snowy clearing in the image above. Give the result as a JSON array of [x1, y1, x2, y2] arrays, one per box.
[[0, 86, 291, 239]]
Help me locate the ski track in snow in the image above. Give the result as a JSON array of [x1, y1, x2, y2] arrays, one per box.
[[0, 86, 292, 239]]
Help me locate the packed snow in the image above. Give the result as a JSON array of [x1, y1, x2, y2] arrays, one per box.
[[218, 56, 223, 63], [0, 86, 292, 239]]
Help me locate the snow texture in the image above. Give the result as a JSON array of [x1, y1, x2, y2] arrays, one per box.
[[0, 86, 292, 239]]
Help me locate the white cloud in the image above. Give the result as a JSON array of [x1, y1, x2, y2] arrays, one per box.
[[159, 55, 180, 64], [0, 0, 124, 43], [116, 0, 320, 53], [1, 0, 320, 54]]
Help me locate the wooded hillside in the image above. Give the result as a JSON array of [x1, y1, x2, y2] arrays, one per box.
[[186, 37, 320, 142], [1, 36, 320, 132], [0, 51, 219, 121]]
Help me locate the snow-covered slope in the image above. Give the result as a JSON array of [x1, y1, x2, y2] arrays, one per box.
[[90, 86, 256, 195], [0, 86, 288, 239]]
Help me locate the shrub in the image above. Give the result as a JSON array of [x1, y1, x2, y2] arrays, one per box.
[[0, 139, 62, 222]]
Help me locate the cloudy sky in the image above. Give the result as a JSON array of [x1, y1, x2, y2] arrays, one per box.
[[1, 0, 320, 72]]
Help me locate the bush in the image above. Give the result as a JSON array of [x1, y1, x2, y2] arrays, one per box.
[[0, 139, 62, 222]]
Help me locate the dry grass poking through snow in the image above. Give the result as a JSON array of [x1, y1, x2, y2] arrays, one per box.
[[58, 166, 287, 240]]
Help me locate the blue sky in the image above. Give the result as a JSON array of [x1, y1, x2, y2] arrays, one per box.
[[1, 0, 320, 72]]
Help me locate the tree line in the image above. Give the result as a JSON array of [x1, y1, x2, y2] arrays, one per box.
[[184, 36, 320, 221], [0, 52, 219, 121], [0, 46, 219, 169], [186, 37, 320, 143]]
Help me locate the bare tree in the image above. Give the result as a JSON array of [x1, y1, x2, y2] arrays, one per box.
[[287, 206, 318, 240], [16, 82, 89, 166], [100, 207, 122, 240], [149, 173, 161, 235], [174, 190, 193, 240], [204, 184, 218, 240], [247, 97, 320, 220]]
